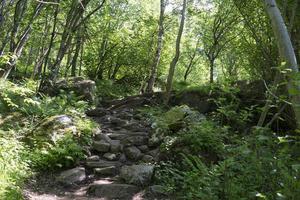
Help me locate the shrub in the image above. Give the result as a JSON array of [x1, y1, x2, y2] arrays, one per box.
[[0, 130, 30, 199]]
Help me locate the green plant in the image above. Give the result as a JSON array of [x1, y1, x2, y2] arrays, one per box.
[[29, 133, 86, 169], [0, 130, 30, 199]]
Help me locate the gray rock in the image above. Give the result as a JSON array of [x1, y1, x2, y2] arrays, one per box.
[[123, 136, 148, 146], [103, 153, 118, 161], [56, 167, 86, 185], [142, 155, 154, 163], [93, 140, 110, 152], [88, 184, 139, 200], [119, 153, 127, 163], [124, 146, 142, 161], [146, 185, 168, 197], [138, 145, 149, 153], [86, 108, 108, 117], [87, 155, 100, 161], [86, 160, 121, 168], [148, 148, 160, 157], [110, 117, 127, 126], [120, 164, 154, 186], [107, 133, 127, 140], [110, 140, 122, 152], [94, 166, 117, 176]]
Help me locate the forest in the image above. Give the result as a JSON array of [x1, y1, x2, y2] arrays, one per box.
[[0, 0, 300, 199]]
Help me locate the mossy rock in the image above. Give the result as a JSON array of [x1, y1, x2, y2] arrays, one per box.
[[25, 115, 77, 148]]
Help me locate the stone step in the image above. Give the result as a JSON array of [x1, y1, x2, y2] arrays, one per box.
[[94, 166, 118, 176], [86, 160, 122, 168], [87, 183, 140, 200]]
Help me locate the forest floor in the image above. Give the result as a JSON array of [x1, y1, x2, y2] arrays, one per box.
[[23, 104, 166, 200]]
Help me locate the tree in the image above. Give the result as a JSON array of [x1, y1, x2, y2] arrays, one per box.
[[263, 0, 300, 128], [165, 0, 187, 104], [145, 0, 166, 93]]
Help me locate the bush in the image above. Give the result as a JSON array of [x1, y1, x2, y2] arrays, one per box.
[[0, 130, 30, 199], [156, 126, 300, 199]]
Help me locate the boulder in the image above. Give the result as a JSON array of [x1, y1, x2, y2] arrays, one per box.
[[142, 155, 154, 163], [93, 141, 110, 152], [88, 183, 139, 199], [86, 160, 121, 168], [120, 164, 154, 186], [122, 136, 148, 146], [110, 140, 122, 153], [103, 153, 118, 161], [87, 155, 100, 161], [138, 145, 149, 153], [56, 167, 86, 185], [42, 77, 96, 102], [26, 115, 76, 147], [94, 166, 117, 176], [124, 146, 142, 161]]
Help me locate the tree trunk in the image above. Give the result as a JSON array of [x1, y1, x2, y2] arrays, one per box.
[[145, 0, 166, 93], [263, 0, 300, 128], [71, 31, 82, 77], [164, 0, 187, 104], [209, 59, 215, 83]]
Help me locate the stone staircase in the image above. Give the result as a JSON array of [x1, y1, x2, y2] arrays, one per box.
[[55, 107, 165, 200], [24, 106, 167, 200]]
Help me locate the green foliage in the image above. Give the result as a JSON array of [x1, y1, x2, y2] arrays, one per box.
[[0, 130, 30, 199], [0, 80, 96, 198], [29, 133, 85, 170], [156, 124, 300, 200], [96, 80, 136, 100], [177, 121, 226, 156]]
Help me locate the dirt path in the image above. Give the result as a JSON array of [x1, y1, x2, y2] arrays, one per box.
[[24, 106, 167, 200]]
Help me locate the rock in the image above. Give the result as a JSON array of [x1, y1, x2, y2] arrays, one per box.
[[94, 166, 117, 176], [115, 111, 133, 120], [110, 117, 127, 126], [86, 160, 121, 168], [120, 165, 154, 186], [123, 122, 144, 132], [88, 184, 139, 200], [110, 140, 122, 152], [124, 146, 142, 161], [119, 154, 127, 163], [26, 115, 76, 148], [123, 136, 148, 146], [146, 185, 168, 198], [148, 148, 160, 158], [103, 153, 118, 161], [107, 133, 127, 140], [56, 167, 86, 185], [138, 145, 149, 153], [142, 155, 154, 163], [86, 108, 109, 117], [93, 141, 110, 152], [42, 77, 96, 102], [87, 155, 100, 161]]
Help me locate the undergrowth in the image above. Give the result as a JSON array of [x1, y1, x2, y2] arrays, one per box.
[[142, 86, 300, 200], [0, 80, 96, 199]]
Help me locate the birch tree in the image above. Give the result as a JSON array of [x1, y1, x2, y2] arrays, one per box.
[[263, 0, 300, 128], [164, 0, 187, 104]]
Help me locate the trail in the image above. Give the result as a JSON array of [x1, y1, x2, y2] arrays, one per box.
[[24, 101, 167, 200]]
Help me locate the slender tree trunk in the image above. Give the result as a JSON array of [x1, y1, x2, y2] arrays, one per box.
[[145, 0, 166, 93], [39, 0, 59, 90], [209, 59, 215, 83], [2, 2, 44, 79], [184, 53, 196, 82], [263, 0, 300, 128], [164, 0, 187, 104], [71, 30, 82, 77]]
